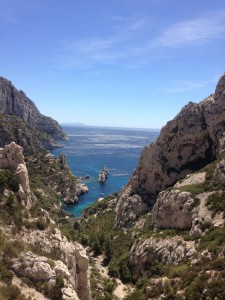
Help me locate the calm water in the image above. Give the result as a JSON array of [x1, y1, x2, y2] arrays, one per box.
[[51, 125, 159, 216]]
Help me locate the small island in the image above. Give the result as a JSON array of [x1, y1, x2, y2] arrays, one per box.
[[98, 166, 109, 183]]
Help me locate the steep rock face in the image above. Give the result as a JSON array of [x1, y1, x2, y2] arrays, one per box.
[[0, 142, 31, 206], [0, 77, 67, 149], [116, 73, 225, 227]]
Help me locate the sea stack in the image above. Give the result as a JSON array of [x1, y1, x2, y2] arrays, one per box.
[[98, 166, 109, 183]]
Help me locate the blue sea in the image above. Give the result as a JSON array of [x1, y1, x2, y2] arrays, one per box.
[[50, 125, 160, 217]]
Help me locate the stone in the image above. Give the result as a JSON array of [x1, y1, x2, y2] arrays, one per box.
[[152, 190, 194, 230], [13, 251, 55, 281], [0, 142, 31, 206], [62, 287, 80, 300]]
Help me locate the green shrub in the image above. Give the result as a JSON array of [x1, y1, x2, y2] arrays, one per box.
[[35, 217, 47, 230], [206, 191, 225, 216], [124, 289, 146, 300], [200, 227, 225, 255], [206, 277, 225, 299], [44, 276, 64, 300], [0, 262, 13, 283], [8, 177, 20, 192], [178, 184, 205, 196]]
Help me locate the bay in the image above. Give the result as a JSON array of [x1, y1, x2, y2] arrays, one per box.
[[50, 125, 160, 217]]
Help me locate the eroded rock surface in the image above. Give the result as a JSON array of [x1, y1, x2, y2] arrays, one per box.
[[0, 142, 31, 206], [20, 228, 91, 300], [152, 190, 194, 230], [131, 237, 196, 278]]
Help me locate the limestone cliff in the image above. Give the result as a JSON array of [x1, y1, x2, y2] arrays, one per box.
[[116, 73, 225, 227], [0, 77, 67, 150], [0, 142, 91, 300]]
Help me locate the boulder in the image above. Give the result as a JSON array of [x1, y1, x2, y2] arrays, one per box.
[[13, 251, 55, 281]]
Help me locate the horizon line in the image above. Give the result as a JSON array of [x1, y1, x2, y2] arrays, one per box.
[[60, 123, 161, 131]]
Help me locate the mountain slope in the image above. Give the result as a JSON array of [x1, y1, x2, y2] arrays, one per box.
[[0, 77, 67, 151]]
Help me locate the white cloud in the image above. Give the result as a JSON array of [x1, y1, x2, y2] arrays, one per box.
[[153, 11, 225, 48], [54, 11, 225, 71], [54, 17, 151, 69], [166, 78, 218, 94]]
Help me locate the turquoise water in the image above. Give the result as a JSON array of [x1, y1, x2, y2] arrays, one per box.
[[51, 125, 159, 216]]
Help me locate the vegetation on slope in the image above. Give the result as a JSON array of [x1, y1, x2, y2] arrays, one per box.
[[69, 154, 225, 300]]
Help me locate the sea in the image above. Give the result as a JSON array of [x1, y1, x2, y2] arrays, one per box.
[[50, 125, 160, 217]]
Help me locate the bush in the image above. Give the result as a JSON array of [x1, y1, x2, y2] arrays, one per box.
[[8, 177, 20, 192], [35, 217, 47, 230], [206, 191, 225, 216], [0, 169, 20, 193], [0, 262, 13, 283], [44, 276, 64, 300]]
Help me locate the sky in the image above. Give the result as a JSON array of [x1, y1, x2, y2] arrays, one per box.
[[1, 0, 225, 129]]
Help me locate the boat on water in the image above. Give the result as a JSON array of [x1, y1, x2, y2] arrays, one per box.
[[98, 166, 109, 183]]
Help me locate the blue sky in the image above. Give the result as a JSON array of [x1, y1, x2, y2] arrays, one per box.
[[1, 0, 225, 128]]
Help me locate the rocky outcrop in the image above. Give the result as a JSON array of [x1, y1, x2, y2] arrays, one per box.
[[116, 73, 225, 227], [152, 190, 194, 230], [64, 183, 89, 205], [131, 236, 196, 278], [214, 159, 225, 185], [0, 76, 67, 150], [38, 152, 88, 205], [152, 169, 224, 236], [0, 142, 31, 206], [98, 166, 109, 183], [20, 228, 91, 300], [13, 251, 79, 300], [115, 186, 149, 228]]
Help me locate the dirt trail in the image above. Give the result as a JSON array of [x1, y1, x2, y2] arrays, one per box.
[[93, 255, 133, 299]]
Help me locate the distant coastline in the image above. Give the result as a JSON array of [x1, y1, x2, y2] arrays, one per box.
[[61, 122, 87, 126], [60, 123, 161, 132]]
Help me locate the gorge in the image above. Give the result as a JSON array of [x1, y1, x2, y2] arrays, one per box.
[[1, 74, 225, 299]]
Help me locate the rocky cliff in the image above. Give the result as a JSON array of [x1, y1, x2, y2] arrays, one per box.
[[116, 73, 225, 227], [0, 77, 67, 151], [0, 142, 91, 300]]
